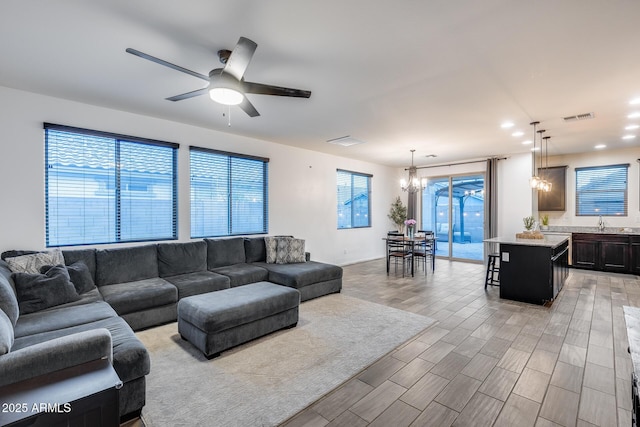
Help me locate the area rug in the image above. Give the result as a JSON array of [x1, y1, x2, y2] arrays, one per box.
[[137, 294, 436, 427]]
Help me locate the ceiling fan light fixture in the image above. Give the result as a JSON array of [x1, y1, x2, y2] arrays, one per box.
[[208, 71, 244, 105], [209, 87, 244, 105]]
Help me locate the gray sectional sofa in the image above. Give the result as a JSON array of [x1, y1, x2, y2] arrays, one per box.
[[0, 236, 342, 422]]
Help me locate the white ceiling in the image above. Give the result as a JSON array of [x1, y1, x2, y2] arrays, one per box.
[[2, 0, 640, 167]]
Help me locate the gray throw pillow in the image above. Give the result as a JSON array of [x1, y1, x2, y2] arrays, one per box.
[[66, 261, 97, 294], [275, 238, 306, 264], [5, 249, 65, 274], [41, 261, 96, 295], [0, 309, 13, 355], [12, 265, 80, 314]]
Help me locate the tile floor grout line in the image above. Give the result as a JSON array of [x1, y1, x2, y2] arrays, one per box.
[[279, 259, 639, 427]]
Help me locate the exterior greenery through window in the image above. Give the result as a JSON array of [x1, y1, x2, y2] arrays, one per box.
[[575, 164, 629, 216], [337, 169, 372, 229], [44, 123, 178, 247], [190, 147, 269, 237]]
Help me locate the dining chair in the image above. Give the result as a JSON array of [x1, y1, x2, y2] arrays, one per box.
[[387, 233, 412, 277], [413, 231, 435, 274], [418, 229, 437, 252]]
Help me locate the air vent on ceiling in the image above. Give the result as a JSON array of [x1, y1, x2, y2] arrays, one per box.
[[326, 135, 365, 147], [563, 112, 595, 122]]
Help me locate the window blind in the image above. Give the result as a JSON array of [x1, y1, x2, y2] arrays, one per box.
[[575, 164, 628, 216], [45, 123, 178, 246], [190, 147, 268, 237], [337, 169, 372, 229]]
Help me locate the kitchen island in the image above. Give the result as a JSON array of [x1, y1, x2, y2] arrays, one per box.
[[484, 234, 570, 305]]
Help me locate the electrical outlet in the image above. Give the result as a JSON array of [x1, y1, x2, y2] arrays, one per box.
[[502, 252, 510, 262], [343, 249, 347, 254]]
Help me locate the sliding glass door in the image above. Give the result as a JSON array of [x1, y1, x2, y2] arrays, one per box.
[[421, 174, 485, 261]]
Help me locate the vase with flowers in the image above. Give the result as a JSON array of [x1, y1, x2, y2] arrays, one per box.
[[405, 219, 417, 238]]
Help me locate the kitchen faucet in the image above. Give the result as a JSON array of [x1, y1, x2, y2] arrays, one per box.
[[598, 215, 605, 231]]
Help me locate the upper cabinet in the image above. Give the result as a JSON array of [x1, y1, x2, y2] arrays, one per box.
[[538, 166, 567, 211]]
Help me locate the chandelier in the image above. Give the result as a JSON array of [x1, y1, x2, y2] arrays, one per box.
[[529, 121, 551, 192], [401, 149, 427, 193]]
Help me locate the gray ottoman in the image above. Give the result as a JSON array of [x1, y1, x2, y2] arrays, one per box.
[[177, 281, 300, 358]]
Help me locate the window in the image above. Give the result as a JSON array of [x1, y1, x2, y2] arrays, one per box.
[[190, 147, 268, 237], [45, 123, 178, 246], [575, 164, 629, 216], [337, 169, 372, 229]]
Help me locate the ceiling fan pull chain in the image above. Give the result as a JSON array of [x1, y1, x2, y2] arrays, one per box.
[[228, 105, 232, 127]]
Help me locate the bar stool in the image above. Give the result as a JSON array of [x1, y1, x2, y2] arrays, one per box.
[[485, 253, 500, 289]]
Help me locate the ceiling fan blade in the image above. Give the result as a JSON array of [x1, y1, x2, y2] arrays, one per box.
[[223, 37, 258, 81], [126, 48, 209, 82], [243, 81, 311, 98], [166, 87, 209, 102], [238, 97, 260, 117]]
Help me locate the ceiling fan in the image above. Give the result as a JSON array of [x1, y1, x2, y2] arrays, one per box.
[[126, 36, 311, 117]]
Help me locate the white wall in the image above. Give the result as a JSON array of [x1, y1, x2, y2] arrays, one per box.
[[497, 154, 534, 237], [0, 86, 399, 265], [542, 147, 640, 229]]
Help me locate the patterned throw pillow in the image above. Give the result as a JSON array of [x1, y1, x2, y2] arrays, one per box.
[[275, 238, 306, 264], [5, 249, 64, 274], [264, 237, 278, 264]]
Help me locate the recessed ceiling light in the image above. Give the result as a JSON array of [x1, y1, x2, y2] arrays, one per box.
[[622, 135, 636, 140], [500, 122, 514, 129], [626, 124, 640, 130], [512, 131, 524, 137], [630, 98, 640, 105], [522, 140, 533, 145], [628, 112, 640, 119], [531, 147, 540, 151], [594, 144, 606, 149]]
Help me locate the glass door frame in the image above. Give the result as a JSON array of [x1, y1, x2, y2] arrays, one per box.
[[421, 171, 486, 263]]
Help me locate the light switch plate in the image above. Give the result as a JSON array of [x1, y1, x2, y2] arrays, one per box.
[[502, 252, 509, 262]]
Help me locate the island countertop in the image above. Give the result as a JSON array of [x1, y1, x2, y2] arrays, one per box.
[[484, 234, 569, 249]]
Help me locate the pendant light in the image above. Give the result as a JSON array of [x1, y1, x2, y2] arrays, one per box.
[[541, 136, 552, 192], [536, 129, 548, 191]]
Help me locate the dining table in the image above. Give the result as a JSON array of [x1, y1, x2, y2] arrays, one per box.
[[383, 234, 435, 277]]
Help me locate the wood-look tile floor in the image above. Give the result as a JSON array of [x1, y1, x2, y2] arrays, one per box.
[[279, 258, 640, 427]]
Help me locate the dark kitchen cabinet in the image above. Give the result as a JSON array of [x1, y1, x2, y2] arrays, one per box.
[[631, 236, 640, 275], [572, 235, 598, 269], [572, 233, 631, 273], [538, 166, 567, 211], [601, 238, 630, 273], [499, 240, 569, 305]]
